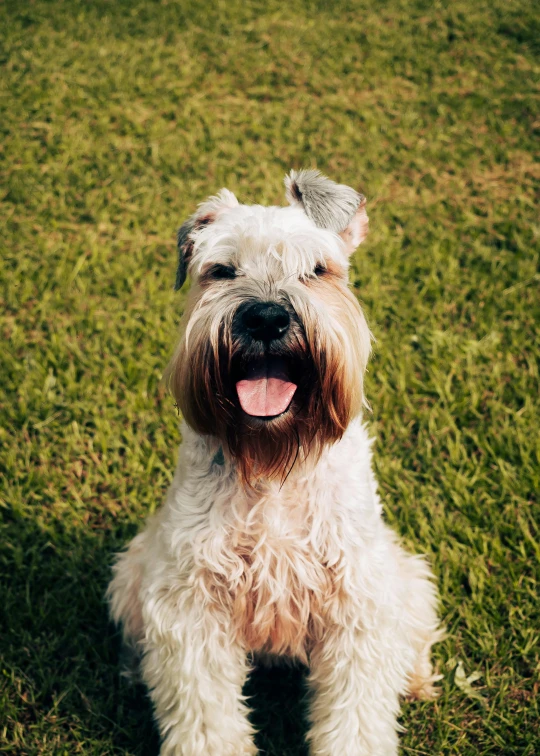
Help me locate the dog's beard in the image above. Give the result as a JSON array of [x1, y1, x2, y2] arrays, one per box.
[[230, 367, 308, 484], [214, 325, 317, 483], [169, 288, 366, 484]]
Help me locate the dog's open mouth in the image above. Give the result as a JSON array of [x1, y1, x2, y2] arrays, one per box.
[[236, 356, 297, 418]]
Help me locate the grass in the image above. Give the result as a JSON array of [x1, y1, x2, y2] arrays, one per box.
[[0, 0, 538, 753]]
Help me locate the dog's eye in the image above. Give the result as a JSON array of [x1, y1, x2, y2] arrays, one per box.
[[313, 264, 327, 277], [206, 264, 237, 280]]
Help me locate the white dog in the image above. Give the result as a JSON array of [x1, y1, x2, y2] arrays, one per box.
[[108, 170, 442, 756]]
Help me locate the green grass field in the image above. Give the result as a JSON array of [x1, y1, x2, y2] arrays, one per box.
[[1, 0, 538, 753]]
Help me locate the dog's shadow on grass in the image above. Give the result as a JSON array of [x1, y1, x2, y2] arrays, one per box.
[[246, 662, 310, 756], [118, 656, 310, 756], [4, 519, 309, 755], [4, 518, 158, 753]]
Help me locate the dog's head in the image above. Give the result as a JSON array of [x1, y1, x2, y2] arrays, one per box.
[[167, 170, 371, 482]]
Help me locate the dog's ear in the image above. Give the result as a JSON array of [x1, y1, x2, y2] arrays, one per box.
[[337, 197, 368, 256], [175, 189, 238, 290], [284, 169, 368, 255]]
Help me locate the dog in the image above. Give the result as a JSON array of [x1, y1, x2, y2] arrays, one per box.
[[107, 170, 442, 756]]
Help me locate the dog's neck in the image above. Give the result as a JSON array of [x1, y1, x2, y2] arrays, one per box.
[[182, 417, 366, 492]]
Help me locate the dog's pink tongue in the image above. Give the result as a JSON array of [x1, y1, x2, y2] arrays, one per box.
[[236, 360, 297, 417]]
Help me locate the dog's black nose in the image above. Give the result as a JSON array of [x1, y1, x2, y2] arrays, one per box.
[[241, 301, 290, 342]]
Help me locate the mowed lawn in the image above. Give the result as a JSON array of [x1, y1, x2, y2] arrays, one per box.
[[1, 0, 538, 753]]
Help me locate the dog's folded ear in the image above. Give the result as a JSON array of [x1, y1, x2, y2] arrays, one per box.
[[284, 169, 368, 255], [175, 217, 199, 291], [175, 189, 238, 290]]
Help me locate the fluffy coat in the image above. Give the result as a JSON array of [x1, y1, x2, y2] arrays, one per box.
[[108, 171, 442, 756]]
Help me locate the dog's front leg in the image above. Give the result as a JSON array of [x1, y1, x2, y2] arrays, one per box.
[[140, 589, 256, 756], [306, 625, 404, 756]]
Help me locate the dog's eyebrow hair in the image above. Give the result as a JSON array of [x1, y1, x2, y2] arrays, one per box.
[[281, 272, 300, 284], [200, 263, 237, 281]]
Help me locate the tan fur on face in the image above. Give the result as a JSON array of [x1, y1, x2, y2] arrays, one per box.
[[298, 267, 370, 429], [166, 268, 371, 484]]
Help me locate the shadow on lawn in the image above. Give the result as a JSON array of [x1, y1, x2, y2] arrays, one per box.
[[4, 517, 310, 755]]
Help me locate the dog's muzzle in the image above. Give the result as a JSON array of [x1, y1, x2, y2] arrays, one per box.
[[232, 300, 299, 419]]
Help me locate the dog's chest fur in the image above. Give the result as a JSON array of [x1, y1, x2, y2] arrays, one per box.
[[198, 474, 348, 662]]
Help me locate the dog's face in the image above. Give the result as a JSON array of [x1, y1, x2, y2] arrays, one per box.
[[167, 171, 371, 482]]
